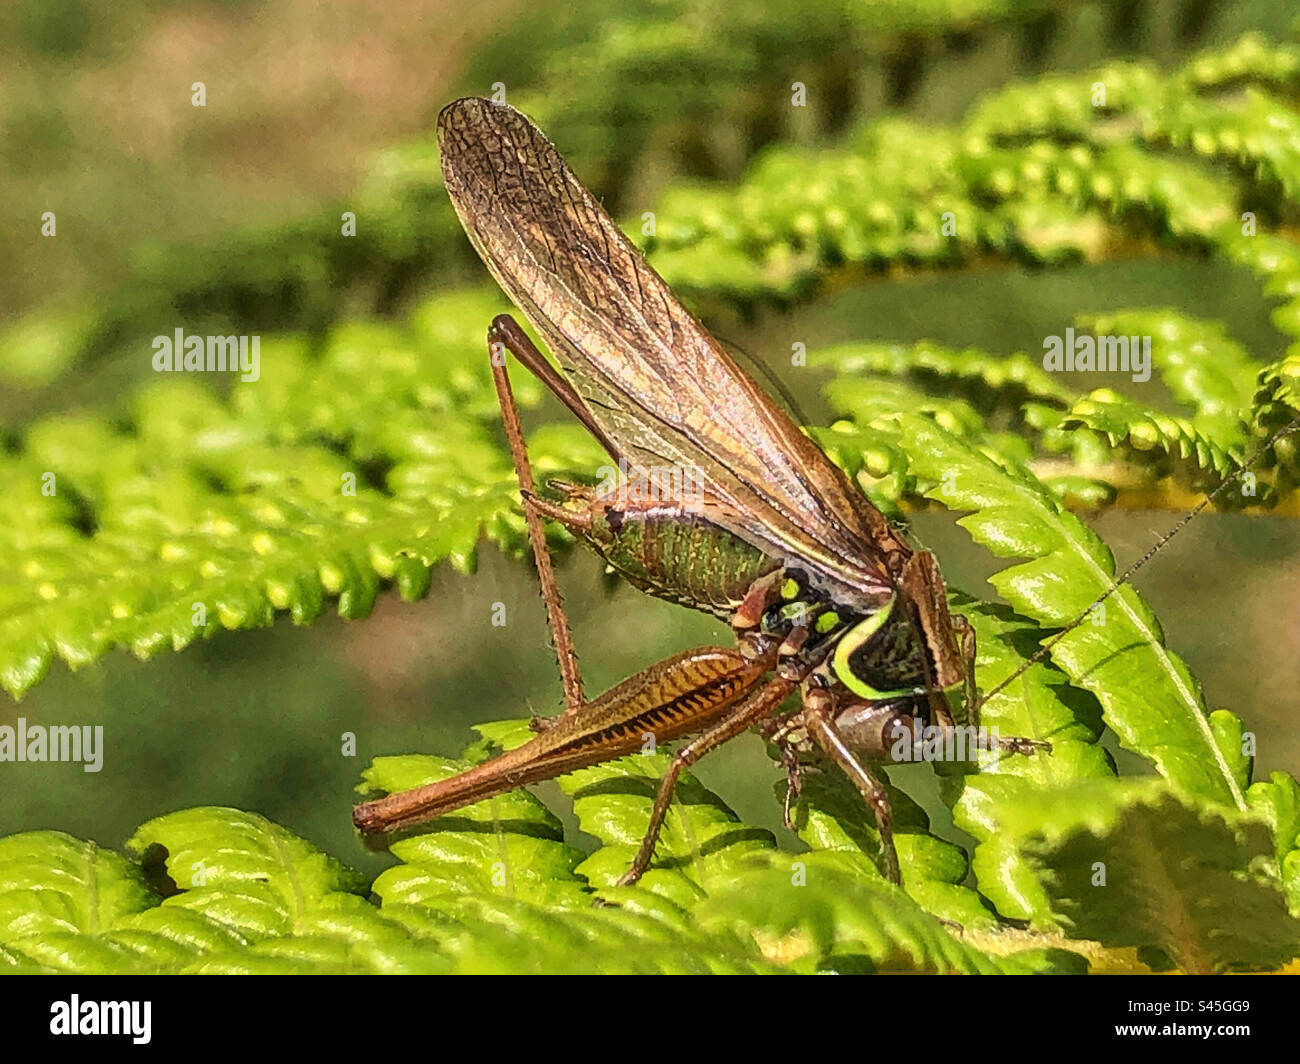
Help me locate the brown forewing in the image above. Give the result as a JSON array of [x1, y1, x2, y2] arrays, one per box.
[[437, 97, 908, 602]]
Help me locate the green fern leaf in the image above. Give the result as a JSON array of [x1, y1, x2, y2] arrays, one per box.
[[1177, 33, 1300, 93], [1005, 782, 1300, 972], [692, 851, 1081, 974], [359, 749, 590, 909], [1252, 352, 1300, 486], [0, 291, 535, 699], [0, 831, 159, 972], [557, 753, 777, 907], [1079, 309, 1258, 448], [1062, 391, 1242, 482], [866, 412, 1247, 809], [1246, 771, 1300, 911], [782, 757, 999, 929], [1157, 87, 1300, 203], [942, 602, 1115, 921], [812, 340, 1072, 414], [125, 807, 368, 928]]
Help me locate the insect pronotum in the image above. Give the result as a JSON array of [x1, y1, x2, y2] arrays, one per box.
[[353, 97, 1299, 886]]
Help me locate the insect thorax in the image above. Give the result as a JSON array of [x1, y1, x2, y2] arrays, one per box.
[[753, 567, 929, 698], [828, 595, 931, 700]]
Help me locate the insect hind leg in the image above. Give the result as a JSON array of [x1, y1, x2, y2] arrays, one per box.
[[616, 675, 796, 887]]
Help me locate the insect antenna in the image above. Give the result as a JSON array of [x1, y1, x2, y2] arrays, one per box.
[[973, 410, 1300, 712]]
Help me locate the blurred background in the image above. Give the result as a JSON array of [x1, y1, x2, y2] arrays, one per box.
[[2, 0, 1298, 876]]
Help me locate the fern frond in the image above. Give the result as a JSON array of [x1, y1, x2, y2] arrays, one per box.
[[860, 412, 1248, 810], [1061, 391, 1242, 485], [1155, 87, 1300, 203], [811, 340, 1072, 414], [1081, 309, 1257, 435], [0, 290, 528, 698], [1005, 782, 1300, 973], [943, 601, 1115, 922]]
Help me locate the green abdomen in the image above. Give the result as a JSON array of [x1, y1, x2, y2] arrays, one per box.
[[586, 505, 779, 620]]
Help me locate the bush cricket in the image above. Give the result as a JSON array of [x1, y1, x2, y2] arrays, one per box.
[[353, 97, 1298, 886]]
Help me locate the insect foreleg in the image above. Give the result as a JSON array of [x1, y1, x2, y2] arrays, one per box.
[[945, 613, 1051, 754], [759, 715, 807, 831], [801, 687, 901, 884], [951, 612, 980, 728], [948, 614, 1051, 756]]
